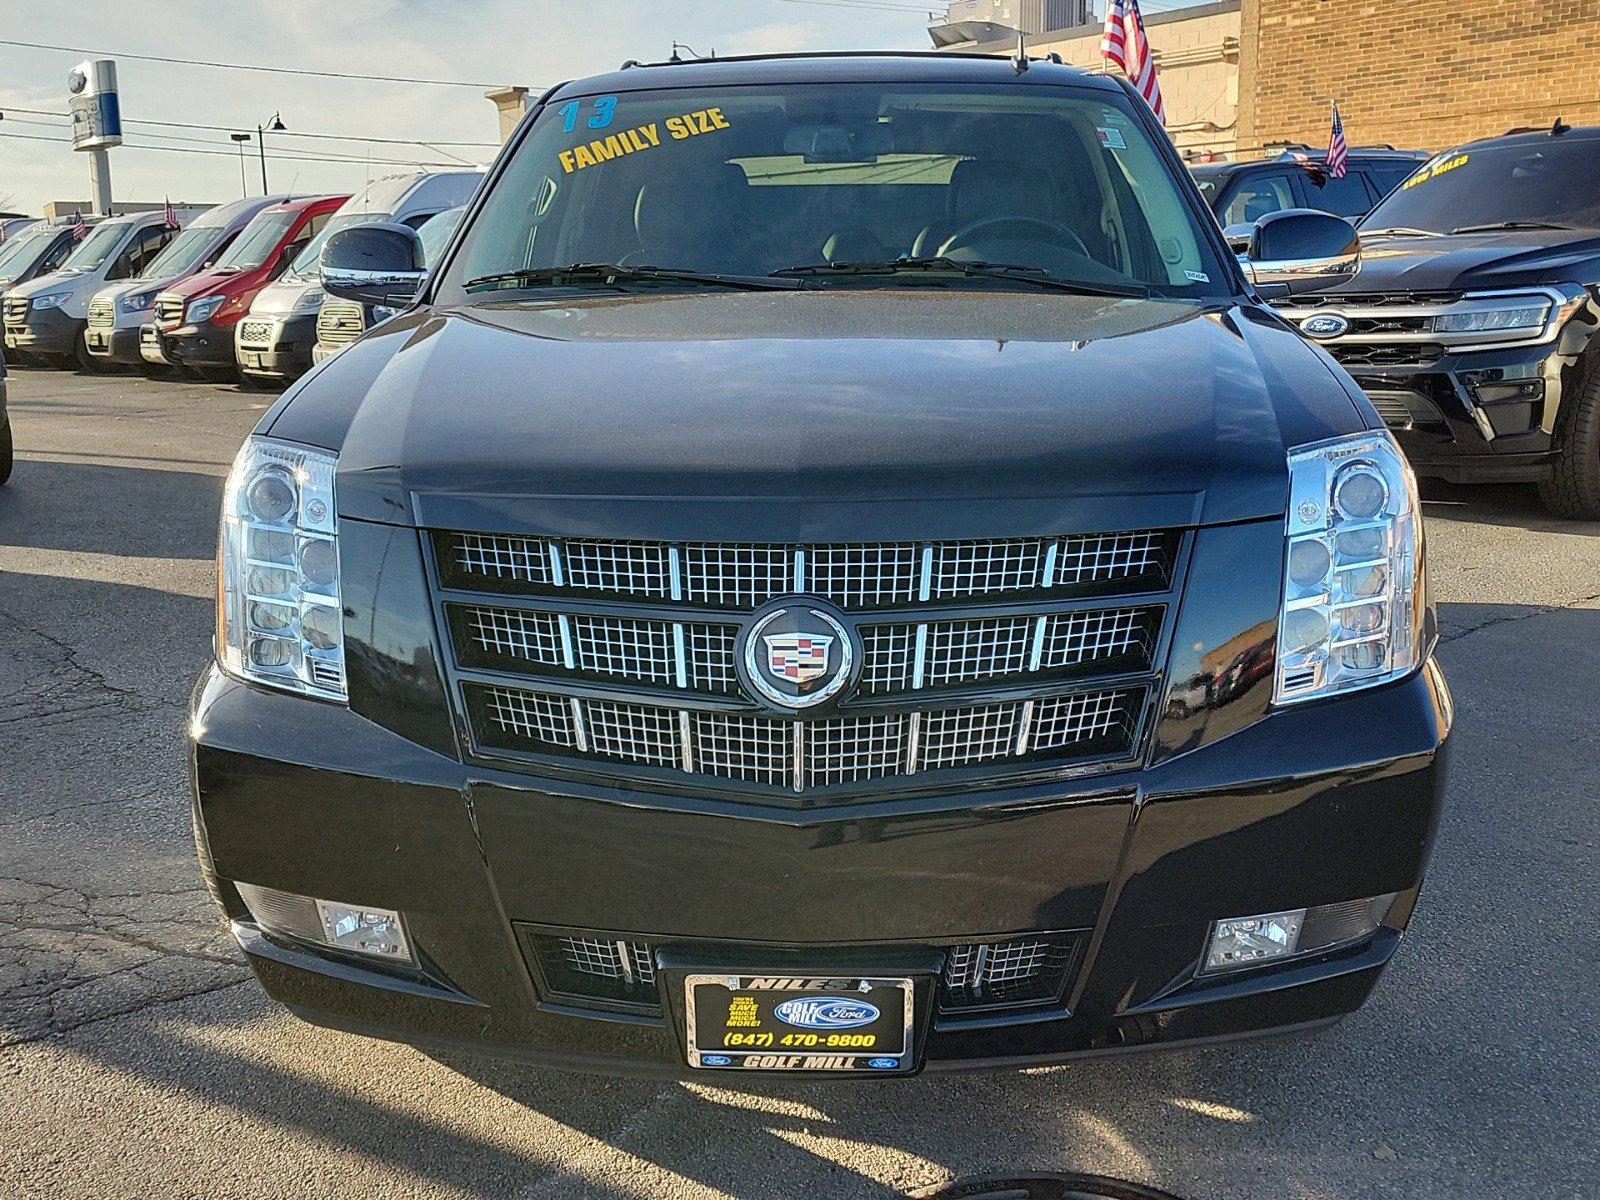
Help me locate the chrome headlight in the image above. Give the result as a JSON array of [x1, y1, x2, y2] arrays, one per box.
[[1276, 432, 1424, 704], [290, 289, 326, 316], [118, 291, 153, 314], [217, 437, 346, 701], [1430, 296, 1549, 334], [186, 295, 225, 324], [31, 292, 70, 310]]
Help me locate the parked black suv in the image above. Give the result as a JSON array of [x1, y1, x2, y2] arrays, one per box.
[[1274, 124, 1600, 516], [1192, 148, 1428, 243], [189, 53, 1450, 1078]]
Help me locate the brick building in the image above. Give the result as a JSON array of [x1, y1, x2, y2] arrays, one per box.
[[935, 0, 1600, 160], [1238, 0, 1600, 155]]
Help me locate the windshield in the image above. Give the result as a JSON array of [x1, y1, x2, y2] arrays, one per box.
[[417, 207, 465, 266], [59, 221, 128, 272], [1362, 138, 1600, 233], [213, 210, 297, 271], [289, 212, 386, 278], [137, 226, 219, 280], [451, 82, 1227, 299], [0, 225, 55, 279]]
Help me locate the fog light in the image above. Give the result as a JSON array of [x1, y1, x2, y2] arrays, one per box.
[[1205, 909, 1305, 972], [235, 882, 413, 963], [316, 900, 411, 959], [1203, 894, 1396, 975]]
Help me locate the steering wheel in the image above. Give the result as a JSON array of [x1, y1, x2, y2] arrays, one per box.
[[937, 215, 1090, 260]]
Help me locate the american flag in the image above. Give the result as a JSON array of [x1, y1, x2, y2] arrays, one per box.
[[164, 197, 179, 229], [1101, 0, 1166, 125], [69, 211, 88, 241], [1327, 102, 1349, 179]]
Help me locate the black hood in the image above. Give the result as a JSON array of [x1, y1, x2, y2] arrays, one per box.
[[270, 289, 1366, 541], [1337, 227, 1600, 293]]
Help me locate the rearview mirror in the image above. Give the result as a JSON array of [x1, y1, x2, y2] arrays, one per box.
[[1243, 209, 1360, 297], [321, 222, 425, 308]]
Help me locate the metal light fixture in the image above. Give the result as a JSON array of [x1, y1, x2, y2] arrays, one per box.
[[257, 112, 286, 194]]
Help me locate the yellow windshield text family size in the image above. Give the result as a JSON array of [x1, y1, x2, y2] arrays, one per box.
[[558, 107, 732, 174]]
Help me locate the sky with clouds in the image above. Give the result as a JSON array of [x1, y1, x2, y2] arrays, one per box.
[[0, 0, 959, 215]]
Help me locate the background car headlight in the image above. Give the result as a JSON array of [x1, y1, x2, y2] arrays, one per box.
[[186, 295, 225, 324], [31, 292, 69, 310], [1276, 431, 1424, 704], [290, 289, 326, 316], [217, 437, 345, 701], [118, 292, 153, 314], [1431, 298, 1549, 334]]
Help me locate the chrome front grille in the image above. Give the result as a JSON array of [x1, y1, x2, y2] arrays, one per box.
[[437, 530, 1178, 798], [316, 298, 366, 346], [87, 298, 115, 328], [1276, 287, 1569, 369], [3, 297, 28, 326], [439, 531, 1173, 608], [470, 682, 1146, 791], [237, 319, 276, 347], [450, 603, 1161, 697], [153, 293, 185, 327]]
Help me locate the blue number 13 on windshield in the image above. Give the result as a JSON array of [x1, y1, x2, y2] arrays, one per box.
[[559, 96, 617, 133]]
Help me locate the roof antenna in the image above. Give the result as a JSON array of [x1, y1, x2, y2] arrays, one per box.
[[1012, 30, 1030, 74]]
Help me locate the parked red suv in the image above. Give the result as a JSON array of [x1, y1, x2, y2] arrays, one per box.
[[147, 194, 347, 381]]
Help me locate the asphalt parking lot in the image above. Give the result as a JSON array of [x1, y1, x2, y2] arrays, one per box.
[[1, 363, 1596, 1200]]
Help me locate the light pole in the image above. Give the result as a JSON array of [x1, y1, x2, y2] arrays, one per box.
[[230, 133, 252, 197], [257, 112, 285, 194]]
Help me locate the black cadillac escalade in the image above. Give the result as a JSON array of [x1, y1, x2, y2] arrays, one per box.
[[189, 53, 1451, 1077], [1274, 124, 1600, 517]]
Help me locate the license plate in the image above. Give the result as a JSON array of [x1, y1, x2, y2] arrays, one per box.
[[241, 351, 264, 368], [684, 974, 914, 1072]]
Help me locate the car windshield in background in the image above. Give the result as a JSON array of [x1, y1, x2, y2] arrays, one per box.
[[451, 82, 1228, 299], [290, 213, 387, 278], [214, 210, 297, 271], [0, 225, 54, 279], [59, 221, 127, 272], [138, 227, 217, 280], [1362, 138, 1600, 233]]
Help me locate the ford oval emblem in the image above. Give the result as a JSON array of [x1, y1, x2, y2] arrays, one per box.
[[866, 1057, 900, 1069], [700, 1055, 732, 1067], [773, 997, 880, 1029], [1301, 313, 1350, 340]]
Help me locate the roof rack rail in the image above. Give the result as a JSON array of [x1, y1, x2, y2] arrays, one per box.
[[1503, 117, 1571, 137]]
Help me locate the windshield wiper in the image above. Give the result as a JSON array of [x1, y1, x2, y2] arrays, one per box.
[[771, 257, 1148, 297], [1360, 227, 1442, 238], [1447, 220, 1577, 235], [463, 263, 799, 293]]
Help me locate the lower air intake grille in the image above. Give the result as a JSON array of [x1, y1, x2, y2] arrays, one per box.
[[525, 932, 661, 1010], [939, 934, 1082, 1013]]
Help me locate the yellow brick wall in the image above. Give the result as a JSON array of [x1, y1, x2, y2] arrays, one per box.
[[1239, 0, 1600, 155]]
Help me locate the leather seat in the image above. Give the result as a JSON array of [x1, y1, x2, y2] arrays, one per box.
[[633, 164, 753, 270], [911, 160, 1062, 257]]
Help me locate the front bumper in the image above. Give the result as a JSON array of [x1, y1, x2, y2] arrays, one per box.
[[235, 312, 317, 379], [85, 323, 146, 364], [1344, 333, 1591, 485], [191, 642, 1451, 1076], [3, 306, 82, 357], [154, 318, 237, 369]]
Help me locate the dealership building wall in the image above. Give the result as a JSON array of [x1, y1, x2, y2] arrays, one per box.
[[1238, 0, 1600, 155]]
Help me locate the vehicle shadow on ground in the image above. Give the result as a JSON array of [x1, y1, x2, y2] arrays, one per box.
[[0, 457, 224, 560], [1419, 478, 1600, 536]]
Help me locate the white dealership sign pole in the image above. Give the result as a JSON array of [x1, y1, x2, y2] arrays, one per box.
[[67, 60, 122, 216]]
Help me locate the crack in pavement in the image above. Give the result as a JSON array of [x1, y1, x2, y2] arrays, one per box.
[[1438, 590, 1600, 645], [0, 604, 186, 719]]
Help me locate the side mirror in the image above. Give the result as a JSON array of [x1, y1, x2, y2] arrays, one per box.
[[1243, 209, 1361, 297], [1221, 222, 1254, 256], [321, 222, 425, 308]]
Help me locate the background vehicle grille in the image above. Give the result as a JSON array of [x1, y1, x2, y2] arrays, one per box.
[[237, 320, 276, 347], [153, 294, 185, 326], [1277, 288, 1558, 371], [317, 298, 366, 347], [434, 531, 1179, 799], [518, 928, 1085, 1019], [86, 298, 115, 328], [3, 297, 29, 326]]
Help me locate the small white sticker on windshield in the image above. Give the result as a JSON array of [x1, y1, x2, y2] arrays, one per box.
[[1185, 270, 1211, 283]]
